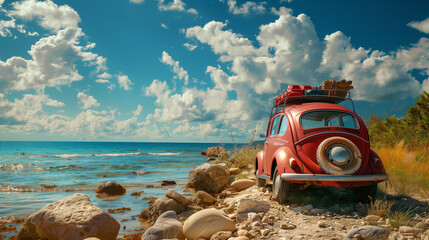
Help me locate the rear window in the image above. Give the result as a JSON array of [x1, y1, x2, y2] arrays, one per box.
[[301, 111, 359, 129]]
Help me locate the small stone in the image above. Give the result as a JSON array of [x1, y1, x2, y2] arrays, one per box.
[[311, 208, 325, 215], [95, 181, 126, 196], [304, 204, 313, 211], [261, 216, 272, 224], [260, 229, 270, 236], [247, 212, 261, 223], [318, 220, 326, 228], [210, 231, 232, 240], [353, 234, 362, 240], [281, 223, 296, 229], [399, 226, 414, 234], [235, 236, 250, 240], [364, 215, 381, 222], [237, 230, 248, 236], [161, 180, 176, 186], [229, 168, 240, 175]]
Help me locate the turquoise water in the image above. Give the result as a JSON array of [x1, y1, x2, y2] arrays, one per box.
[[0, 141, 236, 237]]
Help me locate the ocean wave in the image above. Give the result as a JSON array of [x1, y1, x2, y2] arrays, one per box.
[[0, 163, 25, 170], [55, 152, 142, 158], [148, 152, 182, 156]]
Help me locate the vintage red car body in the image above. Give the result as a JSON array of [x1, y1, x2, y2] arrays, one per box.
[[255, 88, 389, 202]]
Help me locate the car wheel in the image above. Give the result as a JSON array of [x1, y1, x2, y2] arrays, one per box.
[[272, 167, 290, 203], [352, 183, 377, 203], [255, 169, 266, 187]]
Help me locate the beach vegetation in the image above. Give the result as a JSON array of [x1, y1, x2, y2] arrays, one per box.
[[367, 91, 429, 197]]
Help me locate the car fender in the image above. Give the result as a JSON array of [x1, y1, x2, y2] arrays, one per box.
[[369, 149, 387, 174], [271, 146, 300, 177], [255, 150, 264, 175]]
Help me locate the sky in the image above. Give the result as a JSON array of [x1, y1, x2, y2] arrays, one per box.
[[0, 0, 428, 143]]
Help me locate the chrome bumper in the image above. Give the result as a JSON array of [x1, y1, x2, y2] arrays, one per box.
[[281, 173, 389, 182]]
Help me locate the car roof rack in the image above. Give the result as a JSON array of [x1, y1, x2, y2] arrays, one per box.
[[270, 87, 355, 117]]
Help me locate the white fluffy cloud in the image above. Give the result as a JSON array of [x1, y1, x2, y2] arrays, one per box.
[[117, 74, 133, 90], [130, 0, 145, 3], [408, 17, 429, 34], [158, 0, 197, 14], [224, 0, 267, 15], [77, 92, 100, 109], [184, 43, 197, 51], [0, 27, 106, 92], [11, 0, 80, 32], [161, 51, 189, 85], [146, 6, 429, 126], [0, 93, 64, 125]]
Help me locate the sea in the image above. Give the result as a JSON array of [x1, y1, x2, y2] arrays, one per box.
[[0, 141, 240, 237]]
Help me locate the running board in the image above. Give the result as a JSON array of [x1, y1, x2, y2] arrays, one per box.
[[281, 173, 389, 182]]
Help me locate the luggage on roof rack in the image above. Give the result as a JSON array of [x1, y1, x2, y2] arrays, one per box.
[[273, 80, 353, 108]]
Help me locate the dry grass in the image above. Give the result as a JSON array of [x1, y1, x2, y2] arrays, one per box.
[[376, 141, 429, 198]]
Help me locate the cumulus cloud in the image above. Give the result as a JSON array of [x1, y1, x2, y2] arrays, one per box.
[[0, 93, 63, 125], [130, 0, 145, 3], [145, 6, 429, 127], [408, 17, 429, 34], [161, 23, 168, 29], [96, 79, 110, 84], [117, 74, 133, 90], [224, 0, 267, 15], [0, 27, 107, 92], [161, 51, 189, 85], [158, 0, 198, 14], [11, 0, 80, 32], [77, 92, 100, 109], [183, 43, 197, 51], [186, 21, 259, 60]]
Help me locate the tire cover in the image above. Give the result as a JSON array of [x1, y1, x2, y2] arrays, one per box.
[[316, 136, 362, 175]]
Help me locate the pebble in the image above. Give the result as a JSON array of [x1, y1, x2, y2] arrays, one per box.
[[281, 223, 296, 229], [311, 208, 325, 215], [260, 229, 270, 236], [318, 220, 326, 228], [399, 226, 414, 233], [364, 215, 381, 222]]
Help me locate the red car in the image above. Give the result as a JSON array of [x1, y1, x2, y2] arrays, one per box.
[[255, 84, 389, 202]]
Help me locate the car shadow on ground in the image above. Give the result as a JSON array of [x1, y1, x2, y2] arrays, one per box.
[[265, 183, 429, 217]]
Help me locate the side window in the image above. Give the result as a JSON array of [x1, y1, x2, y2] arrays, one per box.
[[270, 116, 281, 136], [342, 115, 357, 128], [278, 116, 288, 135]]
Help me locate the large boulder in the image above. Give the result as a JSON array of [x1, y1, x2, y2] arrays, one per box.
[[141, 211, 183, 240], [203, 147, 226, 157], [188, 163, 230, 193], [18, 193, 120, 240], [183, 208, 235, 240], [139, 197, 186, 223], [95, 181, 126, 196], [230, 179, 255, 191]]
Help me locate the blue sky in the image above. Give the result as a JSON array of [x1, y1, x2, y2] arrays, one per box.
[[0, 0, 428, 142]]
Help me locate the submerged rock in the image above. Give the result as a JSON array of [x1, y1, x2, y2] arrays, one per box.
[[18, 193, 120, 240], [96, 181, 126, 196], [188, 163, 230, 193], [161, 180, 176, 186]]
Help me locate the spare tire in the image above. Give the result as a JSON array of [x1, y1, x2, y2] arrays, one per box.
[[316, 136, 361, 175]]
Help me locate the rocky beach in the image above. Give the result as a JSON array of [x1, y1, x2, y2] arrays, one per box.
[[1, 146, 429, 240]]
